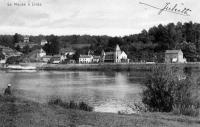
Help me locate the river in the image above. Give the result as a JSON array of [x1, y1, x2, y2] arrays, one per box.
[[0, 70, 188, 113]]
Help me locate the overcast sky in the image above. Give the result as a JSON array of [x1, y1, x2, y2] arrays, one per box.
[[0, 0, 198, 36]]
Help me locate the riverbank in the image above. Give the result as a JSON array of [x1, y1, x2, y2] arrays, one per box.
[[0, 95, 200, 127], [2, 62, 200, 71], [39, 63, 200, 71]]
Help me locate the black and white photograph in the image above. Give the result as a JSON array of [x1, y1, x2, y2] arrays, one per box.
[[0, 0, 200, 126]]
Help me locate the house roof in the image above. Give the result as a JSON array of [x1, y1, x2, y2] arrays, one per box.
[[60, 48, 75, 53], [165, 50, 182, 54], [93, 56, 100, 59], [79, 55, 92, 58], [50, 56, 61, 61]]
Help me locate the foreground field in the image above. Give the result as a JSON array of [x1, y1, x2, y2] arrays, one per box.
[[0, 95, 200, 127]]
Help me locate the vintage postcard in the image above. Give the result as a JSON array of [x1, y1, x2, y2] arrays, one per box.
[[0, 0, 199, 127]]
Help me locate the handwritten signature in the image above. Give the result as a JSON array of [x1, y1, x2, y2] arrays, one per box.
[[139, 2, 192, 16]]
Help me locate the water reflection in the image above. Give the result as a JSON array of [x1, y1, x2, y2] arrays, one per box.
[[0, 70, 144, 113]]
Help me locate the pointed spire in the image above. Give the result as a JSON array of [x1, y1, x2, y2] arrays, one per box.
[[116, 44, 121, 51]]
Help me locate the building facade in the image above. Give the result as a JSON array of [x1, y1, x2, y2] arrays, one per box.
[[41, 39, 48, 46], [79, 55, 93, 64], [101, 44, 128, 63], [165, 50, 187, 63]]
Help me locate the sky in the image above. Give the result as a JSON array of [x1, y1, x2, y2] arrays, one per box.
[[0, 0, 199, 36]]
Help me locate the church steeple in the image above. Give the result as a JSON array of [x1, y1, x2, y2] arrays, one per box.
[[115, 44, 121, 63], [116, 44, 121, 51]]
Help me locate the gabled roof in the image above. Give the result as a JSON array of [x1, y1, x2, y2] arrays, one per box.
[[50, 55, 61, 61], [93, 56, 100, 59], [165, 50, 182, 54], [60, 48, 75, 53]]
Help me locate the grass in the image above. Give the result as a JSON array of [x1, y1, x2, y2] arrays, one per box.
[[48, 98, 93, 112], [0, 95, 200, 127]]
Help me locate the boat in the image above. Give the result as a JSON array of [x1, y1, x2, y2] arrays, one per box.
[[6, 65, 36, 70]]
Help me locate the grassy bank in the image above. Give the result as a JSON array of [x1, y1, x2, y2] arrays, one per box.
[[0, 95, 200, 127]]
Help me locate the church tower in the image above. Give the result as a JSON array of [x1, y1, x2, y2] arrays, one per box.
[[101, 50, 105, 63], [115, 44, 121, 63]]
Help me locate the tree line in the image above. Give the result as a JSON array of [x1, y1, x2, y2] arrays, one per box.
[[0, 21, 200, 62]]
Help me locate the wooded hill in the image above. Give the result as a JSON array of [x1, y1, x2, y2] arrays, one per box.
[[0, 21, 200, 62]]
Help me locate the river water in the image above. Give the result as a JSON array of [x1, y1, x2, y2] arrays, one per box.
[[0, 70, 158, 113]]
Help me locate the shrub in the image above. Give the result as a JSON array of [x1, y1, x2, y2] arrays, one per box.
[[142, 65, 200, 116], [48, 98, 93, 112], [0, 94, 16, 103]]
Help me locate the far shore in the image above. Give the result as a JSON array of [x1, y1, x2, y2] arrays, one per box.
[[1, 62, 200, 71]]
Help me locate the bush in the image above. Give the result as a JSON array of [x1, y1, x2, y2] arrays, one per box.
[[48, 98, 93, 112], [142, 66, 200, 116], [0, 94, 16, 103]]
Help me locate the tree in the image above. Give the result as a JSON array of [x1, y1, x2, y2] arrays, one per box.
[[13, 33, 21, 44], [176, 41, 197, 62], [107, 37, 123, 50], [6, 56, 21, 64], [44, 35, 60, 55], [0, 48, 5, 60], [22, 45, 30, 54], [15, 45, 21, 51], [142, 66, 199, 116], [73, 50, 80, 63]]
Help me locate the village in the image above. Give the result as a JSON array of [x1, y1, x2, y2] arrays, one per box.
[[0, 35, 188, 68]]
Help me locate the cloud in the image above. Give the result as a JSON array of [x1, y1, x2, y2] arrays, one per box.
[[0, 0, 198, 36]]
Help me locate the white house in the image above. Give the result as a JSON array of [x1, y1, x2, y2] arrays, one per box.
[[92, 56, 101, 63], [79, 55, 93, 64], [41, 39, 48, 46], [37, 49, 46, 57], [165, 50, 187, 63], [0, 59, 6, 64]]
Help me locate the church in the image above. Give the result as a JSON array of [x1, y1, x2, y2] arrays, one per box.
[[101, 44, 129, 63]]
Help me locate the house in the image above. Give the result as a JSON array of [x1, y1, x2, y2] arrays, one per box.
[[27, 48, 46, 62], [165, 50, 187, 63], [49, 56, 60, 64], [24, 35, 29, 43], [0, 51, 5, 64], [0, 45, 22, 58], [41, 55, 52, 63], [40, 39, 48, 46], [15, 35, 39, 49], [0, 59, 6, 64], [60, 48, 76, 56], [92, 56, 101, 63], [49, 55, 65, 64], [37, 49, 46, 57], [79, 55, 93, 64], [64, 59, 76, 64], [101, 44, 129, 63], [69, 59, 76, 64]]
